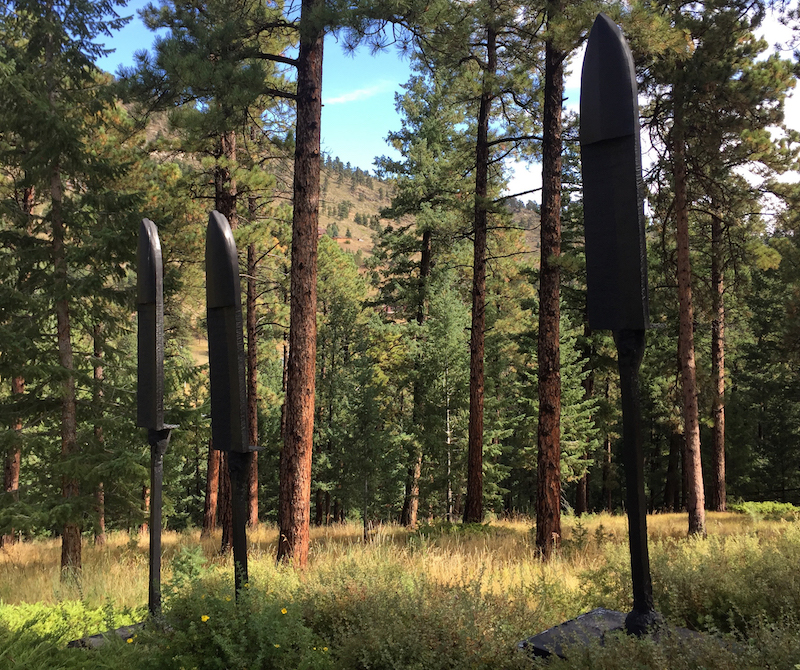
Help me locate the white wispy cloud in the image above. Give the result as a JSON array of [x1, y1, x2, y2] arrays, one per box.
[[323, 81, 393, 106]]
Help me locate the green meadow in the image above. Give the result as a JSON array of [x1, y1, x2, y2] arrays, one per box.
[[3, 511, 800, 669]]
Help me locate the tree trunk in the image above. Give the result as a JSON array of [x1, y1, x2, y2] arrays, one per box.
[[2, 376, 24, 547], [202, 444, 220, 536], [401, 230, 432, 528], [2, 186, 32, 549], [140, 484, 150, 534], [216, 131, 238, 226], [664, 430, 682, 512], [576, 470, 588, 516], [52, 164, 81, 576], [277, 0, 323, 567], [247, 242, 259, 527], [710, 210, 726, 512], [400, 456, 422, 527], [536, 30, 564, 559], [464, 22, 496, 524], [672, 77, 706, 536], [93, 324, 106, 546], [219, 453, 233, 553], [315, 488, 324, 526]]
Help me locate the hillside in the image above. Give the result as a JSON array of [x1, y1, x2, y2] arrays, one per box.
[[312, 159, 541, 265]]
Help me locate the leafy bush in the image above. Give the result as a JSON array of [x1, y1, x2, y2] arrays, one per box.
[[144, 576, 334, 670], [728, 501, 800, 522]]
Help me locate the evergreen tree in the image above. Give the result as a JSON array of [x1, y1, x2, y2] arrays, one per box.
[[0, 0, 138, 576]]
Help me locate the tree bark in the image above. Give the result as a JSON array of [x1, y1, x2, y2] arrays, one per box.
[[93, 324, 106, 546], [247, 242, 259, 527], [401, 229, 432, 528], [464, 22, 496, 524], [664, 431, 682, 512], [277, 0, 323, 567], [576, 471, 588, 516], [202, 444, 220, 536], [213, 129, 238, 551], [602, 435, 612, 512], [536, 30, 564, 559], [219, 453, 233, 553], [672, 77, 706, 536], [2, 376, 24, 547], [52, 164, 81, 576], [140, 484, 150, 535], [710, 210, 726, 512]]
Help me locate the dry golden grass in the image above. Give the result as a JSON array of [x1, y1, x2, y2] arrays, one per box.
[[0, 512, 788, 610]]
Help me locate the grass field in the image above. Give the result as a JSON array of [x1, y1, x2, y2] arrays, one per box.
[[2, 512, 800, 668]]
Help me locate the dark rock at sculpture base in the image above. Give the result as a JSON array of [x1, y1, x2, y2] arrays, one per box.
[[518, 608, 717, 660], [518, 608, 627, 658], [67, 622, 145, 649]]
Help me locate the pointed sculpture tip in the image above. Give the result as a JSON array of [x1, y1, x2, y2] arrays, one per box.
[[138, 218, 162, 306], [580, 12, 639, 146], [206, 210, 242, 310]]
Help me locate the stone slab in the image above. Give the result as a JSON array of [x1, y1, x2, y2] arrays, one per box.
[[518, 608, 627, 658], [67, 621, 145, 649]]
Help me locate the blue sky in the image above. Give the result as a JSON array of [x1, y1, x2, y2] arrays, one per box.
[[97, 0, 413, 176], [98, 3, 796, 205], [96, 0, 546, 200]]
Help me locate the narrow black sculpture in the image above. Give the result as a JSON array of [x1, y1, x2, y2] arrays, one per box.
[[137, 218, 176, 619], [580, 13, 660, 635], [205, 210, 256, 595]]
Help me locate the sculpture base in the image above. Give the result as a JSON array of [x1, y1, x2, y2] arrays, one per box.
[[518, 608, 703, 659], [67, 622, 145, 649]]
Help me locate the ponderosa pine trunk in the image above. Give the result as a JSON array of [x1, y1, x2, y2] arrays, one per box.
[[2, 376, 24, 547], [401, 229, 432, 527], [710, 210, 726, 512], [2, 185, 32, 549], [219, 454, 232, 553], [93, 324, 106, 546], [247, 241, 259, 527], [277, 0, 323, 567], [202, 445, 220, 536], [464, 22, 496, 525], [672, 77, 706, 536], [664, 430, 682, 512], [52, 164, 81, 576], [536, 30, 564, 559], [213, 129, 238, 550]]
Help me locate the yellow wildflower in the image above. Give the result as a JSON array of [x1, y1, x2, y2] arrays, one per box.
[[201, 615, 210, 622], [281, 608, 287, 615], [274, 643, 280, 648], [126, 638, 133, 644]]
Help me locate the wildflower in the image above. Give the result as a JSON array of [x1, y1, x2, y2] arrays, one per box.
[[225, 596, 232, 602], [281, 608, 287, 615], [274, 643, 280, 648], [323, 647, 328, 652], [201, 615, 210, 622], [126, 638, 133, 644]]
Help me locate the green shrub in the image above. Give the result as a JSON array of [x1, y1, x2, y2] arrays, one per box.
[[144, 576, 334, 670], [728, 501, 800, 522]]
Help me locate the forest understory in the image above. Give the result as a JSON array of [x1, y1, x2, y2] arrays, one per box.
[[2, 512, 800, 669]]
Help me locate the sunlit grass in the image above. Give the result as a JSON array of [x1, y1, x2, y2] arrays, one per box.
[[0, 511, 790, 611]]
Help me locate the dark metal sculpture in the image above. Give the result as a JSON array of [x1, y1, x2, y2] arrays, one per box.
[[137, 218, 177, 619], [580, 13, 661, 636], [206, 210, 256, 594]]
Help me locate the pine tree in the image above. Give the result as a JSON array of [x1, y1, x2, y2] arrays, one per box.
[[0, 0, 134, 576]]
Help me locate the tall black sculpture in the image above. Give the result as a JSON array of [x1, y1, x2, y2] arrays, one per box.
[[579, 12, 661, 636], [518, 14, 661, 657], [137, 218, 176, 619], [205, 210, 256, 595]]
